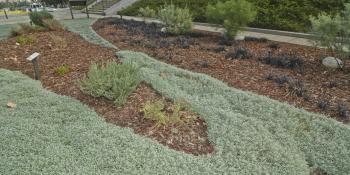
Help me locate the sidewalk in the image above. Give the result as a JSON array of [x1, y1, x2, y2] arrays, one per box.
[[117, 15, 313, 46]]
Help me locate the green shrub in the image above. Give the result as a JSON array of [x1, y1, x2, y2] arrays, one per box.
[[310, 3, 350, 57], [158, 4, 193, 35], [16, 35, 34, 45], [80, 62, 141, 106], [55, 65, 70, 76], [119, 0, 349, 32], [29, 11, 53, 27], [206, 0, 256, 39], [138, 6, 156, 18], [141, 100, 194, 128]]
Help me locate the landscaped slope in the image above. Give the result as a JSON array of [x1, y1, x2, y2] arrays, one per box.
[[2, 49, 350, 174]]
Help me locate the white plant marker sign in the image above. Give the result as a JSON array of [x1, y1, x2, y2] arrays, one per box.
[[26, 52, 40, 80]]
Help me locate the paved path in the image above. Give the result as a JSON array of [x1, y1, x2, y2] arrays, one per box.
[[117, 15, 313, 46], [105, 0, 140, 15]]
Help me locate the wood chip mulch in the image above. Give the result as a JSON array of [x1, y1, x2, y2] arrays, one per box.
[[93, 17, 350, 123], [0, 30, 214, 156]]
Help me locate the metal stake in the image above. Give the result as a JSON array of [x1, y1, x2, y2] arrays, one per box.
[[4, 9, 8, 19], [85, 5, 89, 18], [69, 3, 74, 19]]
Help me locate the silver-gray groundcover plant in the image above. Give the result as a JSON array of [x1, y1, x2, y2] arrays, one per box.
[[1, 51, 350, 174]]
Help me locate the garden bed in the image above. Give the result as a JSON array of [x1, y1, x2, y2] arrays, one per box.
[[0, 30, 213, 155], [93, 17, 350, 122]]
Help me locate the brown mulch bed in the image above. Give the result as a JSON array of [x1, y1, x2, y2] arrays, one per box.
[[0, 30, 213, 156], [93, 17, 350, 123]]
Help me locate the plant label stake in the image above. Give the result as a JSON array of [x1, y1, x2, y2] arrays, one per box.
[[26, 52, 40, 80]]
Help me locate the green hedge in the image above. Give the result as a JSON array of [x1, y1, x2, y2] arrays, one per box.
[[118, 0, 350, 32]]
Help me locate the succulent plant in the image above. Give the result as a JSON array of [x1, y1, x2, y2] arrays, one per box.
[[317, 100, 329, 110], [225, 47, 251, 60], [268, 43, 280, 49], [275, 75, 289, 87], [287, 79, 306, 97], [260, 52, 303, 69], [338, 103, 349, 119]]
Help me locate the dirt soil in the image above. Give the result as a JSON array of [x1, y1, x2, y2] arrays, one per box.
[[93, 17, 350, 123], [0, 30, 213, 156]]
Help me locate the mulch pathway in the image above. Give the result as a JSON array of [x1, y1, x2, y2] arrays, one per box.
[[0, 30, 213, 156], [93, 17, 350, 123]]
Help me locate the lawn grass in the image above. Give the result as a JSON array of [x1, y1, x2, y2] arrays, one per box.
[[0, 10, 28, 15]]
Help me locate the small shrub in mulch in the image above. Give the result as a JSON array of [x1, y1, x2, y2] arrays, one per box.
[[317, 100, 329, 110], [159, 39, 172, 48], [338, 103, 349, 119], [55, 64, 70, 76], [16, 35, 34, 45], [213, 45, 225, 53], [287, 79, 306, 97], [177, 37, 190, 49], [80, 62, 141, 106], [193, 60, 210, 68], [141, 100, 196, 128], [29, 11, 53, 27], [225, 47, 251, 60], [271, 75, 308, 98], [218, 33, 233, 46], [268, 42, 281, 50], [274, 75, 290, 87], [327, 80, 337, 88], [259, 52, 303, 69]]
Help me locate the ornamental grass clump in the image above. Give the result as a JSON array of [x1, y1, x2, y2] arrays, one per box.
[[80, 62, 141, 106], [158, 4, 193, 35]]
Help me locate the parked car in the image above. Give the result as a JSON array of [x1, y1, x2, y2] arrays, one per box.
[[29, 3, 44, 12]]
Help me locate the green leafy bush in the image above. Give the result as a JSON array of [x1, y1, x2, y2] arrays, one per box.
[[141, 100, 194, 128], [55, 65, 70, 76], [29, 11, 53, 27], [16, 35, 34, 45], [158, 4, 193, 35], [119, 0, 349, 32], [206, 0, 256, 39], [310, 3, 350, 57], [138, 6, 156, 18], [80, 62, 141, 106]]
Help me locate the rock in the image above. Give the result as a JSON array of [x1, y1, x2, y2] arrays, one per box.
[[235, 35, 245, 41], [322, 57, 343, 69], [161, 27, 167, 33]]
